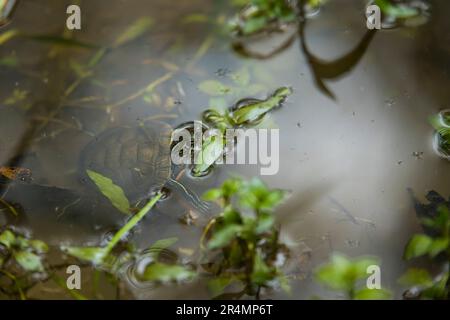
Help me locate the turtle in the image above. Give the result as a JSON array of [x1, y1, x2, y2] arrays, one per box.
[[79, 121, 209, 213]]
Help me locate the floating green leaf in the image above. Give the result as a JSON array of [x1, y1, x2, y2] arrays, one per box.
[[230, 86, 292, 125], [62, 246, 108, 265], [150, 237, 178, 250], [0, 229, 15, 249], [399, 268, 433, 288], [354, 288, 392, 300], [14, 250, 44, 272], [86, 169, 131, 215], [404, 234, 433, 260], [140, 262, 195, 282], [193, 133, 224, 175]]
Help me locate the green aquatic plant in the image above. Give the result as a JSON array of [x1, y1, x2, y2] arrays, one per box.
[[0, 229, 50, 299], [400, 205, 450, 299], [61, 191, 162, 266], [228, 0, 298, 36], [86, 170, 131, 215], [201, 177, 289, 299], [0, 229, 48, 273], [229, 0, 422, 37], [193, 86, 292, 176], [374, 0, 420, 20], [60, 171, 195, 291], [314, 253, 392, 300]]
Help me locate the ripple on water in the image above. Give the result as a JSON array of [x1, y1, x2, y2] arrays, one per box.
[[122, 248, 179, 290]]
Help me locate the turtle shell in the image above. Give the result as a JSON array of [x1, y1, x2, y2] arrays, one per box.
[[80, 121, 172, 204]]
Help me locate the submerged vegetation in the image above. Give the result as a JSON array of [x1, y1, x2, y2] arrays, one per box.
[[314, 253, 392, 300], [193, 86, 292, 176], [400, 197, 450, 299], [229, 0, 423, 38], [0, 228, 49, 299], [201, 177, 289, 298], [3, 169, 447, 299]]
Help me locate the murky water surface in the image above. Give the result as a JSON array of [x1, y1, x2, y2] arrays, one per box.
[[0, 0, 449, 299]]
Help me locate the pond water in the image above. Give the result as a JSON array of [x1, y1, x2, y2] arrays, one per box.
[[0, 0, 449, 299]]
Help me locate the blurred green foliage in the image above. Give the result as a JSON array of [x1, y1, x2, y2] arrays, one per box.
[[400, 205, 449, 299], [314, 253, 392, 300], [201, 177, 289, 298]]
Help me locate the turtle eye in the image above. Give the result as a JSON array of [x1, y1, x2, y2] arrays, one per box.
[[159, 187, 171, 200]]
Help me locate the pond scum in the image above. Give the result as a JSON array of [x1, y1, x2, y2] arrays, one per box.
[[0, 0, 449, 300]]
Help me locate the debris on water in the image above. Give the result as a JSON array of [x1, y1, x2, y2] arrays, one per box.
[[412, 151, 424, 160], [345, 239, 360, 248], [385, 98, 396, 107], [296, 122, 301, 128], [397, 160, 403, 165]]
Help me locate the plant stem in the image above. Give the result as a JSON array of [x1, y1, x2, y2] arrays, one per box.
[[104, 193, 162, 256]]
